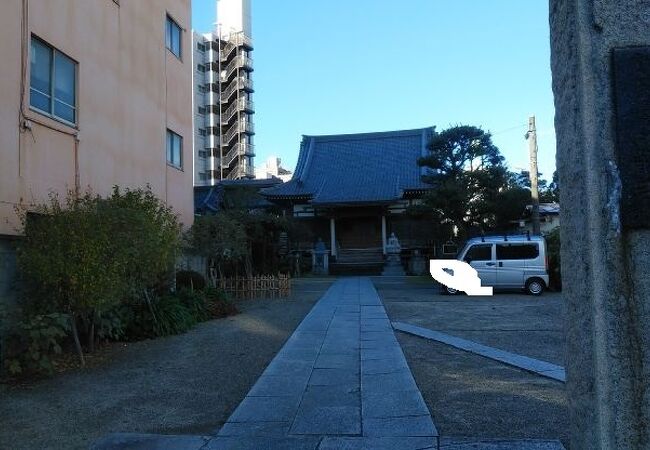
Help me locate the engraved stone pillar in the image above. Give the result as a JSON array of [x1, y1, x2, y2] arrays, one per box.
[[550, 1, 650, 448]]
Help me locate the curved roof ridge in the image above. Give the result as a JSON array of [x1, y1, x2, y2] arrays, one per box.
[[303, 127, 434, 143]]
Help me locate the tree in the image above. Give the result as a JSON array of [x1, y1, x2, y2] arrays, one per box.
[[18, 192, 125, 364], [186, 213, 248, 279], [493, 186, 531, 231], [512, 169, 559, 203], [418, 125, 509, 238], [17, 187, 182, 364], [541, 170, 560, 203]]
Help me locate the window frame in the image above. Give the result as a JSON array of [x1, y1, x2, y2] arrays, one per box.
[[165, 14, 182, 59], [29, 35, 78, 127], [496, 243, 540, 261], [463, 244, 493, 262], [166, 129, 183, 170]]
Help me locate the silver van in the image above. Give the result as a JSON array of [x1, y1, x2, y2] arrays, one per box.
[[447, 235, 549, 295]]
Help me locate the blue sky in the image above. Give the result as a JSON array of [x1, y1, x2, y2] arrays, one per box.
[[192, 0, 556, 181]]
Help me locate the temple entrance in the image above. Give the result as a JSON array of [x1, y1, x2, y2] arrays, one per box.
[[336, 216, 382, 249]]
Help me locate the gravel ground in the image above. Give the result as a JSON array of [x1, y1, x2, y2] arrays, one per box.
[[372, 278, 569, 448], [0, 279, 332, 450]]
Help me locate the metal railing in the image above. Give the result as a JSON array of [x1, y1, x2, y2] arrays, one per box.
[[222, 121, 255, 144], [225, 160, 254, 180], [222, 143, 255, 168], [220, 77, 254, 102], [221, 98, 255, 125], [222, 55, 254, 80]]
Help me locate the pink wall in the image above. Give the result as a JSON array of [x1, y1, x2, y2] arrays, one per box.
[[0, 0, 194, 235]]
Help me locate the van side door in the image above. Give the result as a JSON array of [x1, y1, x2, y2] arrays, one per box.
[[495, 243, 539, 288], [462, 243, 496, 287]]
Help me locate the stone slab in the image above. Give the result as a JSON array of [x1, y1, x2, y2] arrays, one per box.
[[320, 437, 438, 449], [216, 421, 291, 437], [247, 375, 309, 397], [392, 321, 566, 382], [361, 370, 419, 392], [362, 390, 429, 418], [290, 405, 361, 435], [227, 395, 302, 423], [363, 415, 438, 437]]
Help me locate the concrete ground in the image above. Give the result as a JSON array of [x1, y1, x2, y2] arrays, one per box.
[[0, 279, 333, 450], [372, 277, 569, 448]]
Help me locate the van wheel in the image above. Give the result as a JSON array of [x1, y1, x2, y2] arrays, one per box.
[[446, 286, 458, 295], [526, 278, 545, 296]]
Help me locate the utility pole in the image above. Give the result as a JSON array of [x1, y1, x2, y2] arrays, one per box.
[[526, 116, 541, 235]]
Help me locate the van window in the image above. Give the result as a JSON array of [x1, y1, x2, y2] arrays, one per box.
[[464, 244, 492, 262], [496, 243, 539, 260]]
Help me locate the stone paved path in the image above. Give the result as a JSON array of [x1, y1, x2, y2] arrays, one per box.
[[212, 277, 439, 449], [93, 277, 439, 449]]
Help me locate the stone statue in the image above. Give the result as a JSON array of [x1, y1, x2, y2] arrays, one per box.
[[382, 232, 405, 276], [312, 238, 329, 275], [314, 238, 326, 253], [386, 232, 401, 254]]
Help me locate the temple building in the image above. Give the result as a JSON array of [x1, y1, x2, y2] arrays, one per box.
[[262, 127, 439, 274]]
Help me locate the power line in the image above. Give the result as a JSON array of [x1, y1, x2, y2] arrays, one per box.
[[490, 123, 528, 136]]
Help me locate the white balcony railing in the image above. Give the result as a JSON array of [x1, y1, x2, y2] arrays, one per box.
[[221, 98, 255, 124], [222, 121, 255, 144]]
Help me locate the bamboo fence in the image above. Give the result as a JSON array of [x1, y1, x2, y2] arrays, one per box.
[[210, 272, 291, 299]]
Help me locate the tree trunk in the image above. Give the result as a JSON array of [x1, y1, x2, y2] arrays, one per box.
[[70, 312, 85, 366]]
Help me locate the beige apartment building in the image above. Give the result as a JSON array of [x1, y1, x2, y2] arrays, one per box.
[[0, 0, 193, 302]]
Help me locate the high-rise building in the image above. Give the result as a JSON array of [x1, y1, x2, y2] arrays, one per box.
[[193, 0, 255, 184]]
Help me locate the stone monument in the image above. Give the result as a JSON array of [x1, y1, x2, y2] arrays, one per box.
[[408, 249, 427, 276], [311, 238, 329, 276], [551, 2, 650, 448], [382, 232, 405, 276]]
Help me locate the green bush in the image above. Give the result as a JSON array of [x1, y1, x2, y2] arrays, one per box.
[[3, 313, 70, 375], [176, 288, 209, 322], [15, 187, 181, 365], [151, 293, 197, 337], [204, 287, 238, 318]]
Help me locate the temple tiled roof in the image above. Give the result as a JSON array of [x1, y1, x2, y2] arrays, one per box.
[[262, 128, 434, 205]]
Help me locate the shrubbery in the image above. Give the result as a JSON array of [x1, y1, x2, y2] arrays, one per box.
[[3, 187, 236, 377]]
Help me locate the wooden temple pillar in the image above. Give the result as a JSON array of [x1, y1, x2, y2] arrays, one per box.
[[381, 215, 387, 256], [330, 217, 337, 258]]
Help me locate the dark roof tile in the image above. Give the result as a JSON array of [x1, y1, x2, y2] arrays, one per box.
[[263, 127, 433, 204]]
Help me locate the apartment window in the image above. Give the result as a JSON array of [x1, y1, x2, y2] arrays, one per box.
[[198, 85, 207, 93], [166, 129, 182, 169], [197, 63, 206, 73], [198, 106, 206, 115], [30, 36, 77, 125], [165, 15, 181, 58], [198, 128, 207, 136], [197, 42, 206, 52]]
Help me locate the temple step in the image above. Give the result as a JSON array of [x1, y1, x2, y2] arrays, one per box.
[[331, 248, 384, 275]]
